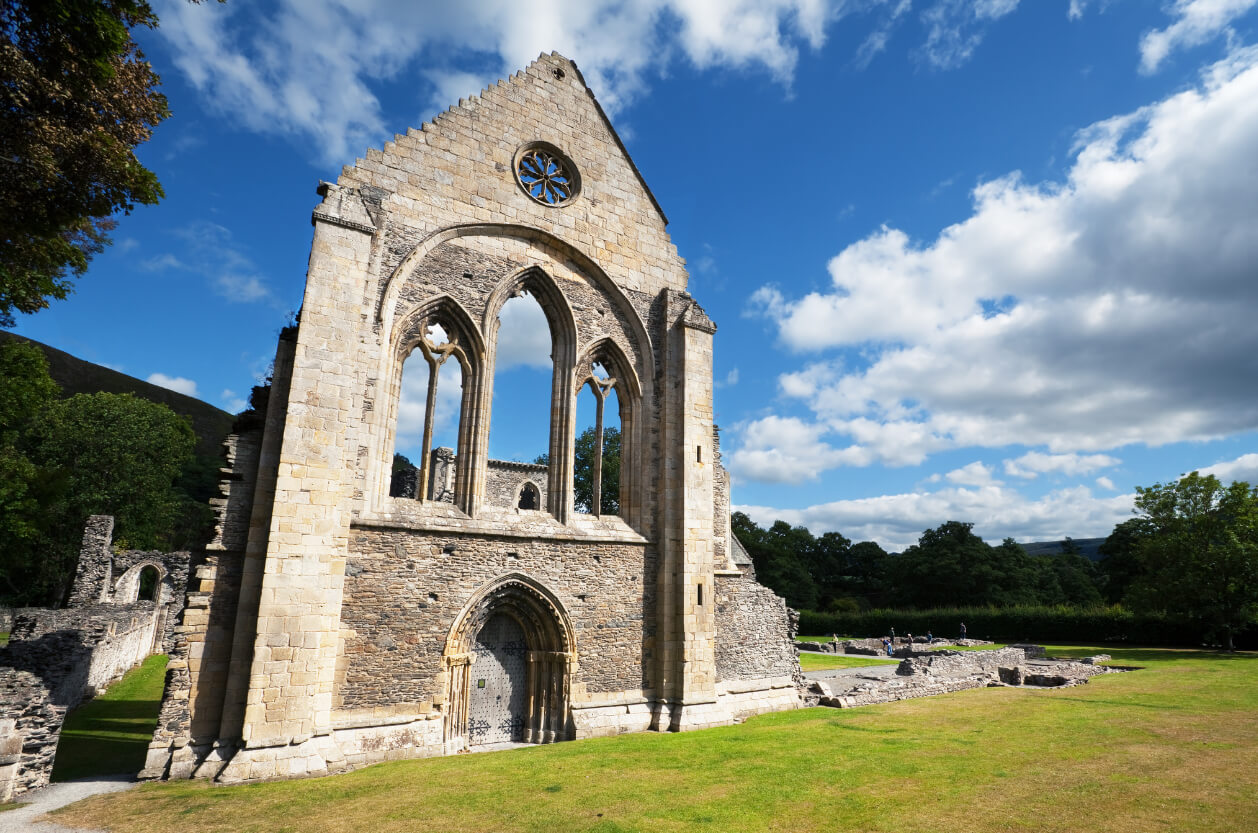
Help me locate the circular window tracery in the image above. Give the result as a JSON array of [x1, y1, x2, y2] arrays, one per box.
[[514, 143, 580, 206]]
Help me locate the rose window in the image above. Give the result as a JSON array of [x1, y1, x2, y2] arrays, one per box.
[[515, 143, 580, 206]]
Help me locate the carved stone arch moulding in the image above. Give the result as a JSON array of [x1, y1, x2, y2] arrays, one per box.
[[443, 573, 575, 747], [373, 293, 487, 513], [481, 265, 580, 521], [575, 337, 643, 524], [375, 223, 654, 386]]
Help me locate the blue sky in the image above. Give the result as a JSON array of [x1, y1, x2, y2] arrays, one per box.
[[12, 0, 1258, 549]]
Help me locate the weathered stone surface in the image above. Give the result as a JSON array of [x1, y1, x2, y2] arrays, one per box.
[[806, 646, 1124, 711], [137, 51, 799, 785]]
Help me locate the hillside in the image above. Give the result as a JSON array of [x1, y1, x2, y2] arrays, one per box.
[[1019, 538, 1107, 561], [0, 332, 235, 459]]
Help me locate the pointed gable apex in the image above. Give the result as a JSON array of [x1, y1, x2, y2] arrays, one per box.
[[560, 54, 669, 227]]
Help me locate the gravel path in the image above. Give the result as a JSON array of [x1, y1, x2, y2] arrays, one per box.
[[0, 776, 134, 833]]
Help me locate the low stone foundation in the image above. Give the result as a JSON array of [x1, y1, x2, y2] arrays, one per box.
[[806, 646, 1123, 710]]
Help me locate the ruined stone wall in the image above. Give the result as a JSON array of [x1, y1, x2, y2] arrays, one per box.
[[0, 604, 165, 799], [9, 605, 162, 698], [483, 459, 548, 510], [208, 430, 263, 552], [0, 670, 65, 802], [713, 575, 798, 683], [142, 550, 244, 780], [67, 515, 114, 607], [338, 527, 654, 709]]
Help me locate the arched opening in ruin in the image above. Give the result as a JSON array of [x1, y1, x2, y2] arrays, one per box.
[[392, 322, 465, 503], [137, 565, 160, 602], [574, 361, 622, 517], [487, 291, 553, 506], [443, 575, 573, 750], [517, 481, 541, 510], [113, 561, 165, 604]]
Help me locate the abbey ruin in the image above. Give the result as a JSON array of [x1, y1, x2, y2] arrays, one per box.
[[122, 52, 802, 783]]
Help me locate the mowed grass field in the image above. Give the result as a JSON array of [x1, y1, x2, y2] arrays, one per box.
[[50, 645, 1258, 833]]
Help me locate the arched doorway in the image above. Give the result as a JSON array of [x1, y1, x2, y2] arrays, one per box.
[[443, 574, 574, 750], [467, 613, 528, 744]]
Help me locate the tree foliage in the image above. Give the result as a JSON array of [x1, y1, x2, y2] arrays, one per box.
[[0, 0, 169, 326], [535, 425, 620, 515], [0, 340, 203, 605], [1125, 473, 1258, 650]]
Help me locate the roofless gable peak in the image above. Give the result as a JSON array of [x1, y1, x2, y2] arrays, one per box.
[[319, 52, 689, 298]]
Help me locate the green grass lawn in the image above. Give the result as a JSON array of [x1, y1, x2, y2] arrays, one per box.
[[50, 645, 1258, 833], [50, 654, 168, 782], [798, 652, 898, 671]]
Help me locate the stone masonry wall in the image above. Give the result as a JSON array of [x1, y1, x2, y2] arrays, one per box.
[[483, 459, 549, 510], [208, 430, 263, 553], [713, 575, 798, 683], [338, 527, 654, 709], [0, 603, 165, 799]]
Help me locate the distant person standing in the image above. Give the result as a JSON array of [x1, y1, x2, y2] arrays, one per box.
[[959, 622, 967, 641], [890, 626, 896, 642], [927, 630, 933, 644]]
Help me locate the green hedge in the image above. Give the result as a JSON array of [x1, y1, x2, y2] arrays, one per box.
[[799, 605, 1258, 648]]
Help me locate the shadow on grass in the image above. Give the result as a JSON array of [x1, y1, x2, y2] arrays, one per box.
[[51, 654, 167, 782], [51, 699, 160, 781]]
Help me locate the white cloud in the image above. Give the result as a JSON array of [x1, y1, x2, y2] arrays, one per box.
[[917, 0, 1021, 69], [727, 415, 872, 483], [1140, 0, 1258, 74], [946, 460, 1001, 486], [147, 373, 199, 397], [853, 0, 911, 69], [717, 367, 741, 388], [495, 294, 552, 372], [1195, 452, 1258, 483], [743, 46, 1258, 478], [1003, 451, 1120, 479], [737, 483, 1134, 551], [221, 388, 248, 413], [171, 221, 276, 305], [1096, 476, 1116, 490], [152, 0, 846, 166]]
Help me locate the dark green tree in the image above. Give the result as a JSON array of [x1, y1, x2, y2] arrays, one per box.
[[731, 512, 818, 610], [1127, 472, 1258, 651], [10, 391, 197, 605], [534, 425, 620, 515], [0, 339, 62, 598], [888, 523, 1040, 608], [1097, 517, 1154, 604], [1, 0, 173, 326]]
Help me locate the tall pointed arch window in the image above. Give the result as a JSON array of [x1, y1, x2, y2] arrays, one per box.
[[392, 320, 468, 504], [575, 360, 621, 517]]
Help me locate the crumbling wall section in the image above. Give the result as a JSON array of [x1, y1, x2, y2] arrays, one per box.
[[484, 459, 548, 510], [66, 515, 115, 607], [0, 604, 164, 800], [713, 575, 798, 683]]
